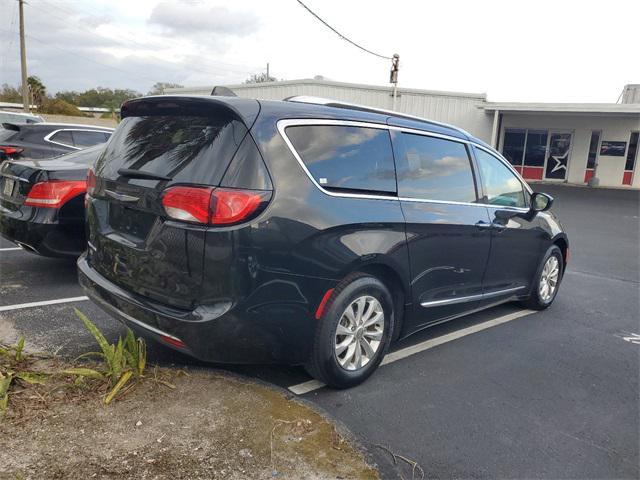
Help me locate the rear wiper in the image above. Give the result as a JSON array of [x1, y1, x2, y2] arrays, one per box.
[[117, 168, 172, 181]]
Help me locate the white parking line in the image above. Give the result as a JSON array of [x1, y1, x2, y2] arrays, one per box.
[[288, 308, 537, 395], [0, 247, 22, 252], [289, 379, 326, 395], [0, 296, 89, 312]]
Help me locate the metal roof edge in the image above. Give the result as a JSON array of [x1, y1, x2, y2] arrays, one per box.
[[482, 102, 640, 114], [166, 78, 487, 100]]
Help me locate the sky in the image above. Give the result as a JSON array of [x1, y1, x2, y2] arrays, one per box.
[[0, 0, 638, 102]]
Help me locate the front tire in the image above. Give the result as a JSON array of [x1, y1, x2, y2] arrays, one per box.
[[307, 273, 394, 389], [521, 245, 564, 310]]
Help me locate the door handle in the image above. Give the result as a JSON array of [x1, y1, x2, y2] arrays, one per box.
[[475, 221, 492, 229]]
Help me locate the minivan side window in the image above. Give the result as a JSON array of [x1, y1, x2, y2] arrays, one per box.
[[473, 147, 527, 208], [286, 125, 396, 194], [396, 133, 477, 203]]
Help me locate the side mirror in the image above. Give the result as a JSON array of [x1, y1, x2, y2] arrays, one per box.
[[530, 192, 553, 212]]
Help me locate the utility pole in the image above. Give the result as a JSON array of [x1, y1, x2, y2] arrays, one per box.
[[266, 62, 270, 79], [18, 0, 29, 112], [390, 54, 400, 111]]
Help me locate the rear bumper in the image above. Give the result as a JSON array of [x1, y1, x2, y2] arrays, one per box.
[[77, 254, 319, 365], [0, 205, 84, 257]]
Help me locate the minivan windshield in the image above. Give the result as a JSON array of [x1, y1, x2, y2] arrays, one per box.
[[95, 114, 248, 185]]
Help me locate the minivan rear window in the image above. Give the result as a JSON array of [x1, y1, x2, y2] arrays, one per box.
[[286, 125, 396, 194], [95, 114, 248, 185]]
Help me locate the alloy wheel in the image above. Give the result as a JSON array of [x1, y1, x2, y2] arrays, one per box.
[[334, 295, 385, 371], [539, 255, 560, 302]]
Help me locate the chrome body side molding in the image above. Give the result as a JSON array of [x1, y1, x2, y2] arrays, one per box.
[[420, 286, 527, 308]]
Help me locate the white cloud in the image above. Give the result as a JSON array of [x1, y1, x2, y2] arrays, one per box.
[[0, 0, 637, 102], [148, 1, 259, 37]]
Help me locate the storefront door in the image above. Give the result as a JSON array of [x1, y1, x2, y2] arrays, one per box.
[[544, 132, 572, 180]]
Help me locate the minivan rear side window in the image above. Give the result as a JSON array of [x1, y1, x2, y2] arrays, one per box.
[[286, 125, 396, 194], [396, 133, 477, 203]]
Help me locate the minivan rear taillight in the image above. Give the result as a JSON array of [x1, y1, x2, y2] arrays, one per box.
[[161, 186, 271, 226], [24, 180, 86, 208]]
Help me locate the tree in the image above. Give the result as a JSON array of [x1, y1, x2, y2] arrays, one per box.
[[27, 76, 46, 106], [244, 73, 277, 84], [0, 84, 22, 103], [55, 88, 141, 108], [147, 82, 184, 95]]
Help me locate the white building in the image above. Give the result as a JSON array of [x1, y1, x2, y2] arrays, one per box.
[[168, 80, 640, 189]]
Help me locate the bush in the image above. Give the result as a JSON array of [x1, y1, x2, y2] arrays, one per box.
[[39, 98, 88, 116]]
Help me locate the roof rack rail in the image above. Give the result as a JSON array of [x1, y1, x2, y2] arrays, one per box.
[[283, 95, 470, 136]]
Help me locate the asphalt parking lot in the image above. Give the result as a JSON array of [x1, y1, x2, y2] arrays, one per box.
[[1, 184, 638, 479]]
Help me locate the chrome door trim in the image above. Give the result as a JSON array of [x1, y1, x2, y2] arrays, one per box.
[[420, 285, 527, 308], [44, 128, 112, 150]]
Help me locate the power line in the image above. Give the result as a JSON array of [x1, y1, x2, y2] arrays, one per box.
[[296, 0, 392, 60]]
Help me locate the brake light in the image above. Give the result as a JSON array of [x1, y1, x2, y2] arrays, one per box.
[[161, 186, 270, 225], [211, 189, 267, 225], [87, 169, 97, 196], [24, 180, 86, 208], [0, 146, 23, 156]]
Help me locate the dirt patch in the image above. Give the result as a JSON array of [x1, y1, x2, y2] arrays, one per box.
[[0, 369, 378, 480]]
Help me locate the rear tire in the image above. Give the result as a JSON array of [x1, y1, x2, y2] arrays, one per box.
[[521, 245, 564, 310], [306, 273, 394, 389]]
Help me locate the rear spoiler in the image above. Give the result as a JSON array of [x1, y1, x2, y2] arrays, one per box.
[[210, 86, 237, 97], [1, 123, 21, 131]]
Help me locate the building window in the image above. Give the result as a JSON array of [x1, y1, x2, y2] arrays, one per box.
[[587, 132, 600, 169], [503, 129, 525, 167], [623, 132, 639, 185], [584, 131, 600, 183], [524, 130, 548, 167], [501, 128, 548, 180]]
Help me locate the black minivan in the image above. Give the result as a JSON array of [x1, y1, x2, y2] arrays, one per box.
[[78, 95, 568, 388]]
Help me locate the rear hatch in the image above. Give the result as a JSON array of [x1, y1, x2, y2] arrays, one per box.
[[86, 97, 260, 309]]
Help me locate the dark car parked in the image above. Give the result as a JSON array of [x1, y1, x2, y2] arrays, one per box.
[[0, 122, 113, 162], [78, 95, 568, 388], [0, 145, 103, 257]]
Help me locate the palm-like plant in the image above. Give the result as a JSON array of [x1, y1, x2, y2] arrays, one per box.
[[27, 76, 46, 106]]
